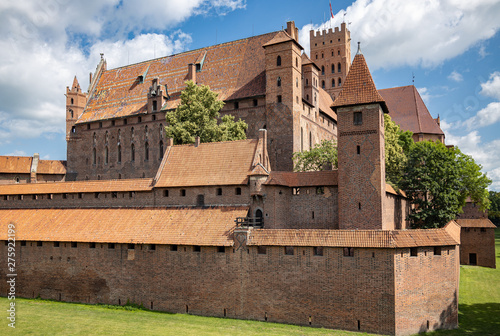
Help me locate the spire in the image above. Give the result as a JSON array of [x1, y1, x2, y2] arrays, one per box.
[[331, 51, 388, 113], [72, 76, 81, 91]]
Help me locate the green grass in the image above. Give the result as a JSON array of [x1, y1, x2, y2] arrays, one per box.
[[1, 230, 498, 336]]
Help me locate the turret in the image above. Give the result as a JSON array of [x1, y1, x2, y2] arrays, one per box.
[[65, 76, 87, 141]]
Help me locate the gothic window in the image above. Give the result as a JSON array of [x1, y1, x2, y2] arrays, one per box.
[[69, 109, 74, 118], [321, 66, 325, 75], [338, 63, 341, 73], [92, 148, 96, 165], [159, 124, 164, 138], [118, 129, 121, 142], [338, 49, 341, 55], [145, 142, 149, 161], [332, 79, 335, 87], [322, 80, 325, 89], [331, 50, 334, 56], [93, 132, 96, 146], [309, 131, 312, 149], [315, 53, 318, 59], [321, 53, 324, 58], [71, 98, 74, 105], [131, 143, 135, 162], [331, 64, 335, 73], [338, 78, 342, 86], [145, 125, 149, 139], [277, 77, 281, 87], [104, 146, 109, 165], [159, 140, 164, 160], [277, 55, 281, 66], [296, 78, 298, 88], [131, 127, 135, 140], [118, 145, 122, 163], [105, 131, 109, 144]]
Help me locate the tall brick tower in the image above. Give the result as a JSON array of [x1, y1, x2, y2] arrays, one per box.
[[310, 22, 351, 100], [263, 22, 304, 171], [332, 44, 389, 230], [65, 76, 87, 141]]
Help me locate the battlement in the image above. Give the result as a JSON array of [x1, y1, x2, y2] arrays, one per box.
[[310, 22, 349, 40]]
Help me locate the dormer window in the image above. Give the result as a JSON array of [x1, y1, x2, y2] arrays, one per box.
[[138, 75, 144, 84]]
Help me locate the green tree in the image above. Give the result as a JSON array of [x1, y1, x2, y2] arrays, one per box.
[[401, 141, 491, 229], [384, 114, 413, 187], [164, 81, 247, 144], [488, 191, 500, 226], [293, 140, 338, 172]]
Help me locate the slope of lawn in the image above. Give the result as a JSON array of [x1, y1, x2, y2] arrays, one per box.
[[1, 229, 498, 336]]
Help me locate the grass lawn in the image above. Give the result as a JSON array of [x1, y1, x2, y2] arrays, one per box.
[[1, 229, 498, 336]]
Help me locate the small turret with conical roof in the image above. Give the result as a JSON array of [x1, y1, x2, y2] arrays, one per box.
[[333, 43, 391, 230], [66, 76, 87, 141]]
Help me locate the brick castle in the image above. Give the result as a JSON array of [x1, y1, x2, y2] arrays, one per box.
[[0, 21, 473, 336]]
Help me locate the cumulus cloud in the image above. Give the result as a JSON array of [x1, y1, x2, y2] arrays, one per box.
[[448, 71, 463, 82], [0, 0, 244, 152], [300, 0, 500, 69], [445, 130, 500, 191], [480, 71, 500, 100], [417, 87, 432, 104]]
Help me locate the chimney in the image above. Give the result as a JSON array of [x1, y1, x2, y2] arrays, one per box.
[[30, 153, 40, 183], [194, 136, 200, 147], [188, 63, 196, 83], [286, 21, 299, 42], [258, 129, 268, 170], [167, 137, 174, 147]]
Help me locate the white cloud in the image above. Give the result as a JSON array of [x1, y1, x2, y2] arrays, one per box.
[[417, 87, 432, 104], [464, 102, 500, 130], [300, 0, 500, 69], [448, 71, 463, 82], [445, 130, 500, 191], [4, 150, 27, 157], [480, 71, 500, 100]]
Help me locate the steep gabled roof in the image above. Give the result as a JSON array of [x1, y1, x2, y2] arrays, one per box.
[[262, 30, 303, 50], [78, 31, 282, 123], [318, 88, 337, 121], [331, 52, 387, 113], [379, 85, 444, 136], [0, 207, 247, 246], [0, 179, 153, 195], [155, 139, 259, 187]]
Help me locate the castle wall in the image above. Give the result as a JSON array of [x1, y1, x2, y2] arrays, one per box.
[[262, 185, 338, 229], [1, 241, 397, 335], [384, 193, 409, 230], [394, 245, 459, 335], [460, 228, 496, 268]]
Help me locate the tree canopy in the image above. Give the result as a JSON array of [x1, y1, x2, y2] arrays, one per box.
[[401, 141, 491, 229], [164, 81, 247, 144], [488, 191, 500, 225], [384, 114, 413, 187], [293, 140, 338, 172]]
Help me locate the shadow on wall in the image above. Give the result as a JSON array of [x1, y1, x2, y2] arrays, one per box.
[[422, 302, 500, 336]]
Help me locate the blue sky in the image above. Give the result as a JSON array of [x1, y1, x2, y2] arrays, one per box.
[[1, 0, 500, 190]]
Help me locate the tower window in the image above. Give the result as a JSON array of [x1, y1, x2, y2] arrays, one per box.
[[234, 102, 239, 110], [338, 78, 342, 86], [331, 64, 335, 73], [159, 140, 164, 160], [357, 145, 361, 155], [152, 100, 157, 111], [71, 98, 74, 105], [321, 66, 325, 75], [144, 142, 149, 161], [92, 148, 96, 165], [104, 146, 109, 165], [277, 77, 281, 87], [354, 112, 363, 125], [321, 81, 325, 89], [277, 95, 282, 103], [332, 79, 335, 87], [131, 143, 135, 162], [118, 145, 122, 163], [253, 99, 258, 107], [276, 55, 281, 66], [338, 63, 342, 73]]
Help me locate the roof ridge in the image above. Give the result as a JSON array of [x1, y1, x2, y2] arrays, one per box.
[[171, 138, 257, 148]]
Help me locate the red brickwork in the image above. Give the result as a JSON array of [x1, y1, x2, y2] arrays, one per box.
[[459, 227, 496, 268]]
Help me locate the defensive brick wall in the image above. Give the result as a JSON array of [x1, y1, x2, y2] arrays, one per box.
[[460, 227, 496, 268], [0, 240, 459, 335]]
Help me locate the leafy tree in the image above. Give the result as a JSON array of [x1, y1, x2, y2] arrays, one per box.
[[293, 140, 338, 172], [384, 114, 413, 187], [164, 81, 247, 144], [401, 141, 491, 229], [488, 191, 500, 226]]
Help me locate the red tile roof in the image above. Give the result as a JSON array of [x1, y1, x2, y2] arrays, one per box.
[[0, 179, 153, 195], [155, 139, 259, 187], [331, 53, 387, 112], [262, 30, 302, 49], [78, 31, 283, 123], [0, 156, 32, 174], [248, 223, 459, 248], [37, 160, 67, 175], [264, 170, 338, 187], [0, 207, 246, 246], [318, 88, 337, 121], [456, 218, 497, 228], [379, 85, 444, 136]]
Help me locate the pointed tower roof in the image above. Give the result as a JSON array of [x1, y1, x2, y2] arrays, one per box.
[[332, 44, 388, 113], [72, 76, 81, 90]]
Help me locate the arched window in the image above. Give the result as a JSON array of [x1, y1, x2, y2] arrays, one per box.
[[92, 148, 96, 165], [255, 209, 263, 226], [331, 64, 335, 73], [322, 80, 325, 89], [69, 109, 73, 118], [296, 78, 298, 88], [118, 129, 121, 142], [332, 79, 335, 87], [131, 144, 135, 162], [331, 50, 334, 56], [338, 78, 342, 86], [104, 146, 109, 165], [71, 98, 74, 105], [145, 125, 149, 139], [277, 55, 281, 66], [159, 140, 164, 160], [159, 124, 163, 138], [118, 145, 122, 163], [306, 94, 309, 101], [301, 127, 304, 152], [277, 77, 281, 87], [131, 127, 134, 140], [105, 131, 109, 144], [338, 63, 341, 73], [321, 66, 325, 75], [296, 57, 298, 67], [145, 142, 149, 161], [338, 49, 341, 55], [321, 53, 324, 58], [93, 132, 96, 146]]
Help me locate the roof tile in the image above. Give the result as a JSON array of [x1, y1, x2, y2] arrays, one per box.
[[456, 218, 497, 228]]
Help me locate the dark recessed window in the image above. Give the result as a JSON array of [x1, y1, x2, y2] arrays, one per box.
[[277, 95, 282, 103], [99, 122, 102, 128], [234, 102, 239, 110], [124, 119, 128, 125], [253, 99, 258, 107], [87, 124, 91, 130], [78, 193, 83, 199], [108, 243, 115, 249], [138, 116, 142, 123], [235, 187, 241, 195], [277, 55, 281, 66], [314, 247, 323, 256], [193, 245, 201, 252], [95, 192, 100, 199], [316, 187, 324, 195], [54, 242, 60, 248], [217, 246, 225, 253], [343, 247, 354, 257], [62, 193, 67, 199], [170, 245, 178, 251], [410, 247, 418, 257], [434, 247, 442, 255], [257, 246, 267, 254], [128, 244, 135, 250], [71, 242, 77, 248], [285, 246, 294, 255], [163, 190, 169, 197], [354, 112, 363, 125], [37, 241, 43, 247], [90, 242, 96, 249], [216, 188, 222, 196], [21, 241, 26, 247], [112, 192, 117, 199], [180, 189, 186, 197], [149, 244, 156, 251]]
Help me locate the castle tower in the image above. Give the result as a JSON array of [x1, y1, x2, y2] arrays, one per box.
[[310, 22, 351, 100], [301, 53, 319, 109], [332, 44, 389, 230], [65, 76, 87, 141], [263, 21, 304, 171]]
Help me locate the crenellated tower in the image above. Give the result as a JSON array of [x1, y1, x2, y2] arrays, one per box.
[[332, 44, 389, 230], [310, 22, 351, 100]]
